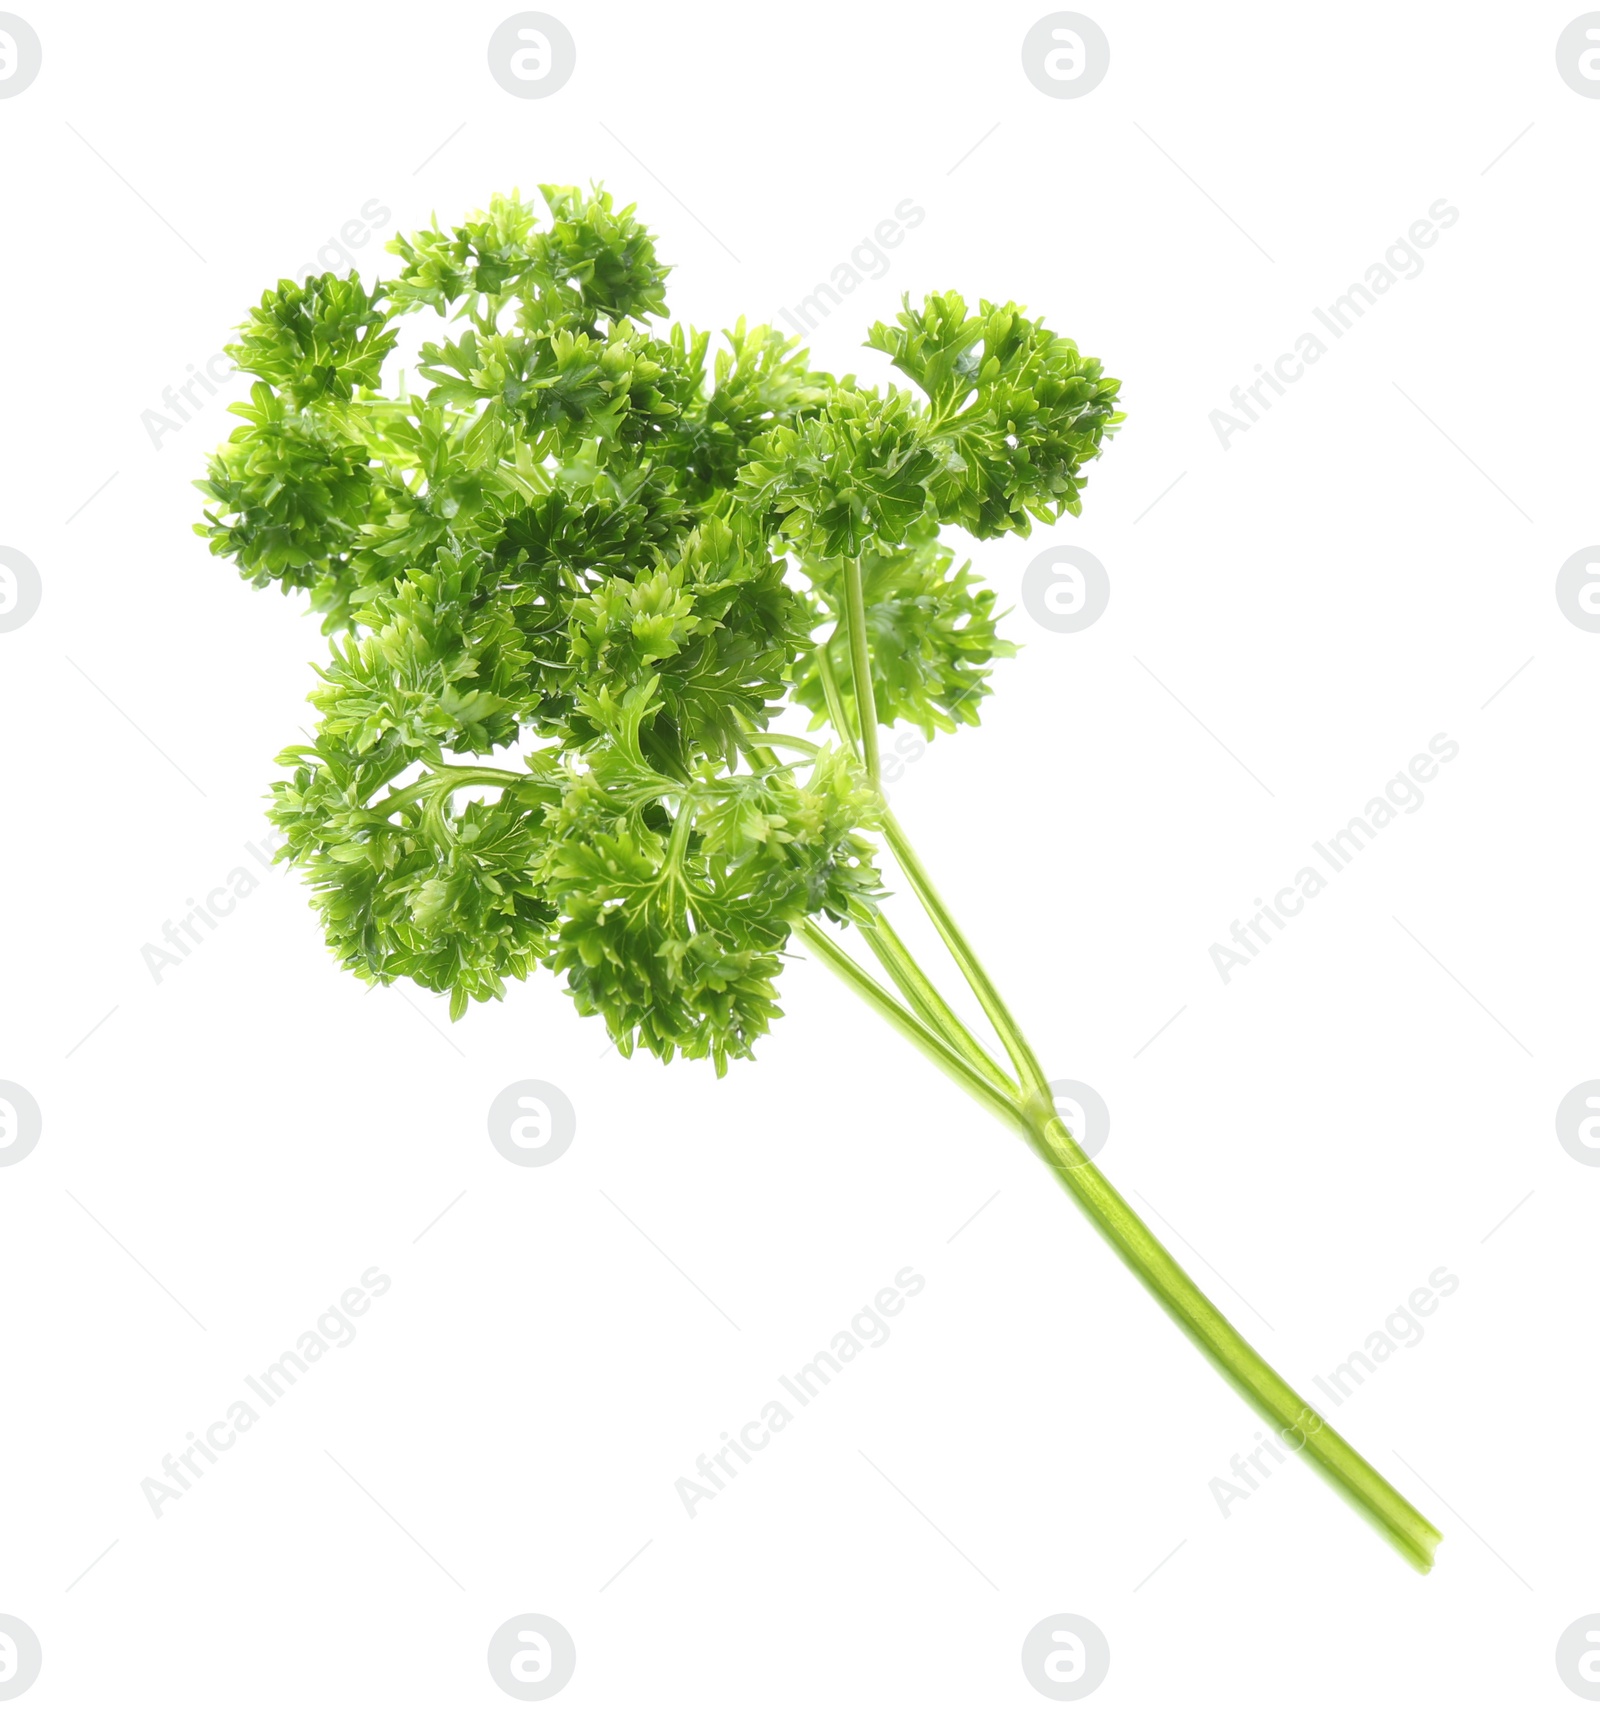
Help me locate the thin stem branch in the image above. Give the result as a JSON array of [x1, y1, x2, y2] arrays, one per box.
[[665, 788, 697, 867], [373, 766, 542, 816], [795, 922, 1023, 1129], [815, 630, 856, 758], [756, 732, 823, 757], [878, 806, 1049, 1093], [842, 558, 880, 786], [861, 916, 1017, 1097]]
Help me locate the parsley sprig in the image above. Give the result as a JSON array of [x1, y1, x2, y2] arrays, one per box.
[[197, 186, 1439, 1572]]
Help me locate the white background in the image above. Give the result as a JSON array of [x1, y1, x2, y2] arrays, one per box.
[[1, 1, 1596, 1708]]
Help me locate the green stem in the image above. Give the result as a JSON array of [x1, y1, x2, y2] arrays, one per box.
[[374, 766, 541, 816], [756, 732, 822, 757], [816, 629, 856, 759], [1020, 1101, 1441, 1573], [878, 806, 1048, 1093], [848, 808, 1441, 1574], [861, 916, 1017, 1098], [842, 558, 880, 786], [808, 551, 1439, 1570], [666, 804, 695, 869], [795, 922, 1022, 1128]]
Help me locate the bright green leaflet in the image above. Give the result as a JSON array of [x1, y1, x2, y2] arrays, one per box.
[[196, 185, 1440, 1573]]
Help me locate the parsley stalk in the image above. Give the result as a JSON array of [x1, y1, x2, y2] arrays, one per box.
[[842, 556, 881, 785], [825, 582, 1439, 1570]]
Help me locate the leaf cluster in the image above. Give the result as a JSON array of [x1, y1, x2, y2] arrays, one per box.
[[198, 187, 1121, 1067]]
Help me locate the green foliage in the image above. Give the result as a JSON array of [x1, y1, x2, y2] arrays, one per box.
[[543, 734, 879, 1069], [199, 185, 1121, 1067], [867, 291, 1124, 536], [195, 381, 381, 600], [225, 273, 400, 409], [386, 185, 669, 329], [794, 520, 1016, 737], [738, 384, 942, 559]]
